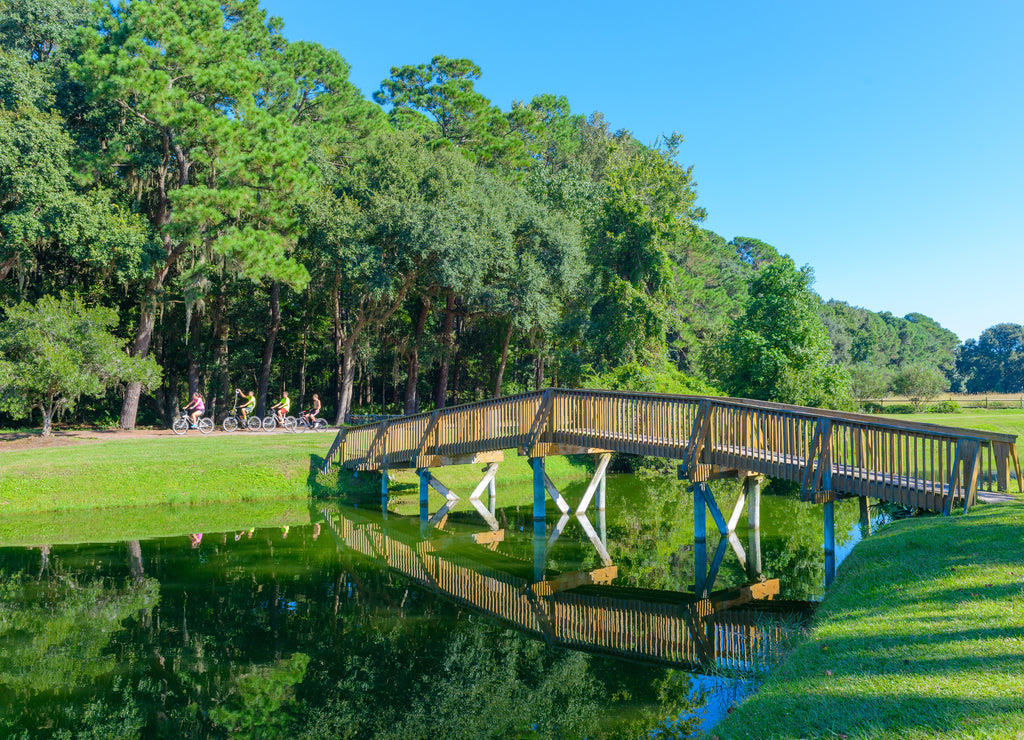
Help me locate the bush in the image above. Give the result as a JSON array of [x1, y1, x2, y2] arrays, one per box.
[[928, 400, 961, 413], [886, 404, 917, 415]]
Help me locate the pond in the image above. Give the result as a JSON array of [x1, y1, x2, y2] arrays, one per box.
[[0, 475, 881, 739]]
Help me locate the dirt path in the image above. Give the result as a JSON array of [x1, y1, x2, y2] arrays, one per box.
[[0, 428, 173, 452]]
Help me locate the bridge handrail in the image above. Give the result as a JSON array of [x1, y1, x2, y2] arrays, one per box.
[[320, 388, 1021, 511]]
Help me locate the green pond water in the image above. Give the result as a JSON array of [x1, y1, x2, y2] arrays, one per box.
[[0, 475, 880, 739]]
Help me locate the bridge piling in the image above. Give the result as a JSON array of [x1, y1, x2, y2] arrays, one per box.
[[746, 477, 762, 580], [824, 500, 835, 586], [531, 457, 546, 521], [693, 483, 707, 597]]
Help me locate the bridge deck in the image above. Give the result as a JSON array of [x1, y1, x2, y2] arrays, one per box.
[[323, 389, 1021, 514]]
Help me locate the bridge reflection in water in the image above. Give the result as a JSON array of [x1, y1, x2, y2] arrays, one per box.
[[315, 502, 814, 674]]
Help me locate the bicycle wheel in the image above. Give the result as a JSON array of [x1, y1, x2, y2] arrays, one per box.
[[245, 416, 262, 431], [283, 416, 298, 432], [198, 417, 215, 434], [222, 416, 239, 432], [314, 418, 328, 431], [172, 417, 189, 435], [262, 415, 277, 431]]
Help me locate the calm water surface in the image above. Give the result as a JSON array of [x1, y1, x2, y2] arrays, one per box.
[[0, 475, 877, 739]]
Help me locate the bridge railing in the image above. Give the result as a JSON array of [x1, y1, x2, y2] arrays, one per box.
[[322, 388, 1021, 511]]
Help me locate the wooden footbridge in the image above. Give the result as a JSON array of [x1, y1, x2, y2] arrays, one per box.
[[323, 388, 1020, 514], [317, 504, 812, 672], [322, 388, 1020, 586]]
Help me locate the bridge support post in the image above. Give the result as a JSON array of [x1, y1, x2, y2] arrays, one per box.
[[418, 469, 430, 532], [746, 476, 762, 580], [693, 483, 708, 597], [488, 474, 496, 517], [824, 500, 836, 586], [533, 519, 546, 582], [531, 457, 546, 521], [381, 469, 389, 519]]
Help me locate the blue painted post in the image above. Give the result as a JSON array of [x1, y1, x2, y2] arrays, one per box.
[[693, 483, 707, 597], [531, 457, 546, 521], [597, 464, 607, 512], [533, 519, 546, 582], [418, 469, 430, 523], [381, 469, 389, 519], [824, 500, 836, 586]]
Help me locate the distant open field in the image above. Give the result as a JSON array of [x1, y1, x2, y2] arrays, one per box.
[[878, 407, 1024, 439], [867, 393, 1024, 410]]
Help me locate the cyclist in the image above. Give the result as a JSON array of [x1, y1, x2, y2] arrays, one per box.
[[301, 393, 322, 426], [237, 388, 256, 423], [270, 390, 290, 423], [183, 392, 205, 427]]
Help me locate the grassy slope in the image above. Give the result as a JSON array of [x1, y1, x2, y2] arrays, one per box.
[[713, 502, 1024, 739]]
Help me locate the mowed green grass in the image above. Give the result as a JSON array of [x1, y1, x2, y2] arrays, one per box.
[[713, 501, 1024, 739], [0, 433, 331, 514], [0, 432, 590, 544], [879, 407, 1024, 439]]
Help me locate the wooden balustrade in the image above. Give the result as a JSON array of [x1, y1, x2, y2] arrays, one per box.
[[322, 388, 1021, 514], [320, 507, 802, 671]]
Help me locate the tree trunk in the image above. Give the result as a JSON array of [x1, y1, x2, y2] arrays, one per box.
[[331, 274, 342, 420], [40, 405, 53, 437], [211, 287, 231, 422], [127, 540, 145, 583], [534, 345, 545, 390], [256, 281, 282, 418], [493, 319, 514, 398], [298, 289, 310, 410], [433, 293, 456, 409], [336, 334, 358, 424], [120, 308, 157, 430], [404, 298, 430, 415]]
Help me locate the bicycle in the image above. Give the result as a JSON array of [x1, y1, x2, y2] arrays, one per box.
[[222, 404, 261, 432], [261, 412, 296, 432], [172, 410, 214, 435], [292, 413, 328, 432]]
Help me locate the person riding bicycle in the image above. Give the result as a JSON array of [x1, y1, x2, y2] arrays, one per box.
[[183, 392, 205, 427], [270, 391, 290, 423], [301, 393, 322, 426], [237, 389, 256, 422]]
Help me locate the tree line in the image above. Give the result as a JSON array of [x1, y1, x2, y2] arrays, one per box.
[[0, 0, 1013, 433]]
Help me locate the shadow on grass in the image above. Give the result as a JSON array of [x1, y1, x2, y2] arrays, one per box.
[[714, 503, 1024, 739]]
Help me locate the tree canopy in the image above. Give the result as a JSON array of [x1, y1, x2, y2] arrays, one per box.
[[0, 0, 995, 436]]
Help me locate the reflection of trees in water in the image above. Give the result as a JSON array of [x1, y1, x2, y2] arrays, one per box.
[[0, 546, 159, 738], [0, 533, 704, 739]]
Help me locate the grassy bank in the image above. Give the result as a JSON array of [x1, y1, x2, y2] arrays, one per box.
[[0, 432, 589, 543], [712, 500, 1024, 739], [0, 433, 332, 512]]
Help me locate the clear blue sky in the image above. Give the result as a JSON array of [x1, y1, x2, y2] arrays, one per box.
[[261, 0, 1023, 341]]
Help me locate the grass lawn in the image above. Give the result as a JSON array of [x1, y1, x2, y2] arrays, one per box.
[[879, 407, 1024, 439], [712, 500, 1024, 739], [0, 433, 330, 513], [0, 431, 589, 544]]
